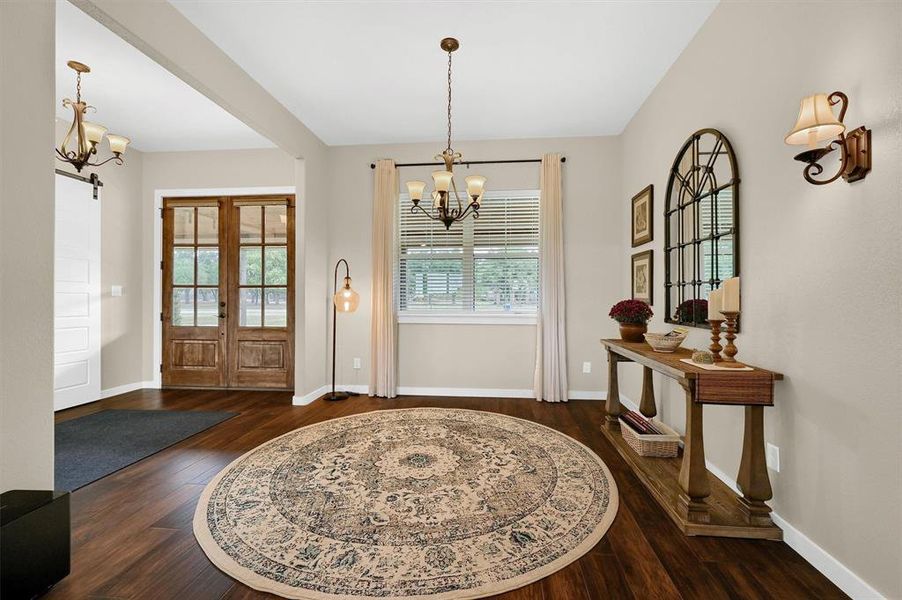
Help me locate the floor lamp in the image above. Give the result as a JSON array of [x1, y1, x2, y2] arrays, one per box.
[[329, 259, 359, 400]]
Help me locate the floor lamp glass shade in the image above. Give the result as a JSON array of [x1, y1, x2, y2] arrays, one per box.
[[333, 277, 359, 313]]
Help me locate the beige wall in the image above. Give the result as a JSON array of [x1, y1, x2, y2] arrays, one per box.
[[55, 120, 145, 391], [618, 1, 902, 596], [0, 0, 56, 492], [326, 137, 622, 393]]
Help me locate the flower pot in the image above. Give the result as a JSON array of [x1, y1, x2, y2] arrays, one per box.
[[619, 322, 648, 343]]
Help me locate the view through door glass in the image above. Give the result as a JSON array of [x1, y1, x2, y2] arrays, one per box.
[[162, 195, 294, 389]]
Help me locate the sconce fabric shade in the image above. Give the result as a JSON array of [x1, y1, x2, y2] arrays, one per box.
[[81, 121, 107, 144], [465, 175, 486, 198], [106, 134, 130, 155], [432, 170, 453, 193], [333, 278, 360, 313], [406, 180, 426, 202], [785, 93, 845, 146]]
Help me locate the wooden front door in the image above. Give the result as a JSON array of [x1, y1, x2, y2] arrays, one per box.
[[162, 195, 294, 389]]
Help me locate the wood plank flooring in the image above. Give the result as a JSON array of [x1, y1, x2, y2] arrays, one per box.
[[47, 390, 846, 599]]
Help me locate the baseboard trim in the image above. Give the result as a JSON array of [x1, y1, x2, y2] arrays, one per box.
[[100, 380, 158, 399], [292, 385, 330, 406], [296, 386, 622, 402]]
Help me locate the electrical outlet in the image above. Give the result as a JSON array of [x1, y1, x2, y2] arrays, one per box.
[[353, 357, 362, 370], [111, 285, 122, 297], [582, 361, 592, 374], [766, 443, 780, 472]]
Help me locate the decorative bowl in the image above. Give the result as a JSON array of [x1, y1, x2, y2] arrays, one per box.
[[643, 332, 687, 353]]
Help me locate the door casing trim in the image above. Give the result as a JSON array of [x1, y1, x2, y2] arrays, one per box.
[[152, 186, 296, 388]]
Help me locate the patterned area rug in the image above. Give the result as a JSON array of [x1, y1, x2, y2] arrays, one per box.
[[194, 408, 618, 599]]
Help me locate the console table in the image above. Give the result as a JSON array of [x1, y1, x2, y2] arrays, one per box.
[[600, 339, 783, 540]]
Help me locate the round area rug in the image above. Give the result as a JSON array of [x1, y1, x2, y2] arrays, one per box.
[[194, 408, 618, 600]]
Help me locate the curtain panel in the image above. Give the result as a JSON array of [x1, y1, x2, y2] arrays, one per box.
[[534, 153, 569, 402], [369, 159, 398, 398]]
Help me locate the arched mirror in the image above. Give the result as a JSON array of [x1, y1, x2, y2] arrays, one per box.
[[664, 128, 740, 327]]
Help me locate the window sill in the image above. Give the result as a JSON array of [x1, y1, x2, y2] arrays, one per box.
[[397, 313, 537, 325]]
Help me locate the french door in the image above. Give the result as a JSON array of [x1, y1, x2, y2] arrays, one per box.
[[162, 195, 294, 389]]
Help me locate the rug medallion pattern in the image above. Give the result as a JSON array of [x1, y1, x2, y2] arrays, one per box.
[[194, 408, 618, 599]]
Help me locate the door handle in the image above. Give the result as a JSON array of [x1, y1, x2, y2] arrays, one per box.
[[219, 312, 226, 319]]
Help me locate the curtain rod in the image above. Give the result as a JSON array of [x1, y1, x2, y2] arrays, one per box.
[[370, 157, 566, 169]]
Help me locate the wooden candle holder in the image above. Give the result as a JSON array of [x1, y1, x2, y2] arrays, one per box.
[[720, 311, 746, 368], [708, 319, 724, 361]]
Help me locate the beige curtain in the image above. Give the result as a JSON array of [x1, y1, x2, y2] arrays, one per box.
[[534, 153, 568, 403], [369, 159, 398, 398]]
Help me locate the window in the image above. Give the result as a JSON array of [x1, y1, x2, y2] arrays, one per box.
[[397, 190, 540, 322]]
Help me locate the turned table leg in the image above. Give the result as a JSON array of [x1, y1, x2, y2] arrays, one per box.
[[605, 350, 623, 430], [639, 366, 657, 418], [737, 405, 774, 526], [677, 381, 710, 523]]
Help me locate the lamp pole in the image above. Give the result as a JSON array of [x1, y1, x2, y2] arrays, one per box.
[[329, 259, 357, 401]]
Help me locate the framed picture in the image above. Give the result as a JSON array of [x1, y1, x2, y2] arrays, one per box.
[[631, 184, 653, 247], [632, 250, 653, 305]]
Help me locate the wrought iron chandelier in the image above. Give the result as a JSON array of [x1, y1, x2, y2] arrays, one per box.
[[405, 38, 486, 230], [56, 60, 130, 173]]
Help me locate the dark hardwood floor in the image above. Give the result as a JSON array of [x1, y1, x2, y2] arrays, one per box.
[[48, 390, 846, 599]]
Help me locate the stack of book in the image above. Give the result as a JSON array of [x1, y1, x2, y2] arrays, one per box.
[[620, 410, 662, 435]]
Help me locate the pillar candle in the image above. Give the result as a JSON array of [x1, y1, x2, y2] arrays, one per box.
[[708, 288, 724, 320], [722, 277, 740, 312]]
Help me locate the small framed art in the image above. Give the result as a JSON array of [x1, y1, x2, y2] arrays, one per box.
[[632, 250, 653, 305], [631, 184, 653, 247]]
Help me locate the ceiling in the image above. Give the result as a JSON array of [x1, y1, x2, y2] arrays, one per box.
[[170, 0, 717, 146], [56, 0, 274, 153]]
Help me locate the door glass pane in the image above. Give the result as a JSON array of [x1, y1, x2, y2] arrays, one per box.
[[240, 206, 263, 243], [264, 246, 287, 285], [239, 247, 262, 285], [264, 288, 287, 327], [197, 248, 219, 285], [239, 288, 262, 327], [173, 207, 194, 244], [172, 288, 194, 326], [265, 205, 287, 243], [197, 206, 219, 244], [196, 288, 219, 326], [173, 248, 195, 285]]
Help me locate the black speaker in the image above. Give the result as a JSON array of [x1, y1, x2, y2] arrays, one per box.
[[1, 490, 71, 600]]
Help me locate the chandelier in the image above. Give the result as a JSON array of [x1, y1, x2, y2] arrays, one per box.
[[405, 38, 486, 230], [56, 60, 130, 173]]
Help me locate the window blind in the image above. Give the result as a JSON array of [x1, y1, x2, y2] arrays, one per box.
[[397, 190, 540, 315]]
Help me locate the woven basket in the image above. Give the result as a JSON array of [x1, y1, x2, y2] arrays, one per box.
[[619, 417, 680, 458]]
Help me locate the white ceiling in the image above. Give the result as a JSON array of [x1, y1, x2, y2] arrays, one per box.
[[55, 0, 274, 152], [170, 0, 717, 146]]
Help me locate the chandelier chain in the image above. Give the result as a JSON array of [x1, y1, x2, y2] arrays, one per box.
[[446, 50, 453, 153], [76, 71, 82, 104]]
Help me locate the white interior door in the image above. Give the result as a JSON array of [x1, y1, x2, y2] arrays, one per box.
[[54, 174, 101, 411]]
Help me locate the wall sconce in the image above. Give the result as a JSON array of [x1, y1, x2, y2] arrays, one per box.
[[785, 91, 871, 185]]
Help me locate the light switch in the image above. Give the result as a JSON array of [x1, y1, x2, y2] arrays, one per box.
[[111, 285, 123, 297]]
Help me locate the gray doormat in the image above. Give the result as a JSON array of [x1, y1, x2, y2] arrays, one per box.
[[55, 409, 236, 491]]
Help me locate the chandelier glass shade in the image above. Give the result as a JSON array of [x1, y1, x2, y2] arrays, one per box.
[[405, 38, 486, 230], [57, 60, 130, 173]]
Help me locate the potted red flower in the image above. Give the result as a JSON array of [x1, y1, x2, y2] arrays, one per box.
[[609, 299, 654, 343]]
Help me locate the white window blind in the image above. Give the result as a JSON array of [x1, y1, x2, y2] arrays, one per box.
[[397, 190, 540, 316]]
